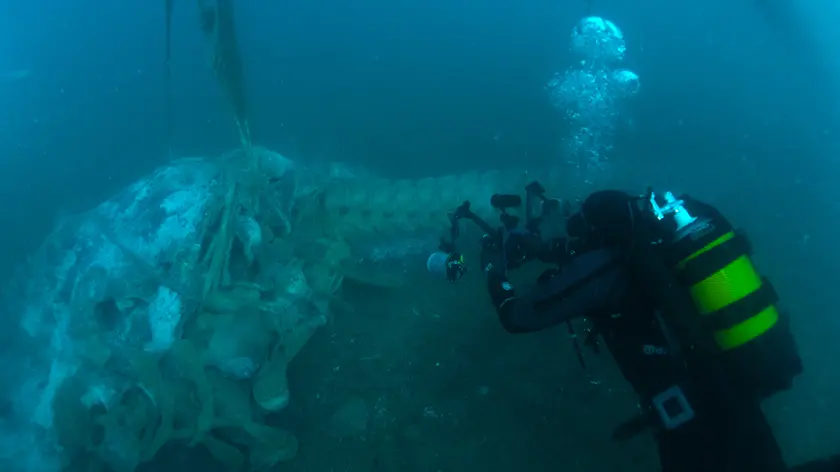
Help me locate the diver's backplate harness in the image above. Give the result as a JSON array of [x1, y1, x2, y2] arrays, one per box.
[[429, 183, 802, 437]]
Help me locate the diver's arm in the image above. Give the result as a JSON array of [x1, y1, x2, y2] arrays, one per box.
[[486, 246, 627, 333], [486, 270, 545, 333]]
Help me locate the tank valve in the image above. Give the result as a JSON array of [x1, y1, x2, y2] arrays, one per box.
[[650, 191, 697, 231]]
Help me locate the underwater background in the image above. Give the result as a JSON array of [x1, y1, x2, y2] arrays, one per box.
[[1, 0, 839, 470]]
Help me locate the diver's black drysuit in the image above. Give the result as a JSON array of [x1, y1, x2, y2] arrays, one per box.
[[481, 190, 837, 472]]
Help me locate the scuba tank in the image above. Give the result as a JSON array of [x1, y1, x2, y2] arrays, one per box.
[[649, 192, 803, 399]]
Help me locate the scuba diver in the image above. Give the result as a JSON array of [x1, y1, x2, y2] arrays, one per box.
[[428, 184, 838, 471]]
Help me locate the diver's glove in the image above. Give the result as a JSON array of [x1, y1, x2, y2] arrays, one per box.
[[480, 232, 516, 309], [479, 232, 505, 275]]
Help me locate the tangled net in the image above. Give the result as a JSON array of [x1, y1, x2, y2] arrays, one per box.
[[0, 147, 353, 471]]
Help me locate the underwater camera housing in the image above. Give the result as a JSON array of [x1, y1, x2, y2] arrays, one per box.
[[426, 181, 562, 282]]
